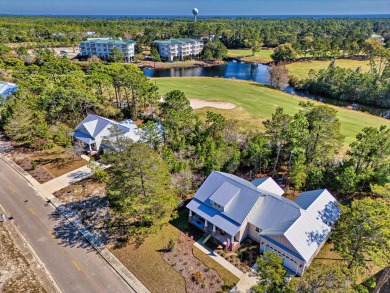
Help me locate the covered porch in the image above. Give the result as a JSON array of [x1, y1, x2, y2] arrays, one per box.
[[71, 131, 97, 154], [189, 210, 240, 251]]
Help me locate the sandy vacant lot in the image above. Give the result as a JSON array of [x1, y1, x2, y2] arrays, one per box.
[[0, 220, 48, 292]]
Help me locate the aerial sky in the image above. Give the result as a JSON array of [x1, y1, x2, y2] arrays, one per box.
[[1, 0, 389, 16]]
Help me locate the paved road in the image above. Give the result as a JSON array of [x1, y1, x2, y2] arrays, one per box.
[[0, 159, 134, 293]]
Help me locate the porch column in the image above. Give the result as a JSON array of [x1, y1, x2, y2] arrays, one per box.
[[231, 235, 234, 251], [88, 144, 92, 151], [204, 219, 208, 228], [189, 210, 193, 217], [212, 224, 216, 233]]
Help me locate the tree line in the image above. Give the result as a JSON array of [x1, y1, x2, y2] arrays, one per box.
[[0, 16, 389, 54]]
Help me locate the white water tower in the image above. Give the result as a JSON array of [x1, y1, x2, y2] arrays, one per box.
[[192, 8, 199, 22]]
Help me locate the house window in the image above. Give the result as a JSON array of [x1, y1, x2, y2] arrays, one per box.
[[255, 227, 260, 232]]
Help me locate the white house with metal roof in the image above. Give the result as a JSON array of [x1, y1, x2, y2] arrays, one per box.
[[79, 38, 136, 62], [71, 114, 142, 152], [153, 38, 204, 61], [187, 171, 339, 276], [0, 81, 18, 99]]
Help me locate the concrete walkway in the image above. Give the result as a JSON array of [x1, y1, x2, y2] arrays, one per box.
[[230, 263, 259, 293], [194, 239, 261, 293], [39, 165, 93, 198], [194, 240, 244, 279]]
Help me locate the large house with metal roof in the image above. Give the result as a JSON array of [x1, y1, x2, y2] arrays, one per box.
[[153, 38, 204, 61], [71, 114, 142, 153], [187, 171, 339, 276], [79, 38, 136, 62]]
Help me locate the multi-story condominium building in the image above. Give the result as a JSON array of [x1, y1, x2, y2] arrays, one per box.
[[79, 38, 136, 62], [153, 38, 204, 61]]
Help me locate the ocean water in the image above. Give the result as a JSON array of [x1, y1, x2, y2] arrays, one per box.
[[1, 14, 389, 19]]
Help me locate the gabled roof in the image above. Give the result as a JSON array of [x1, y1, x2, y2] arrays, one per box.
[[252, 177, 285, 197], [189, 171, 263, 227], [81, 38, 135, 45], [74, 114, 142, 145], [75, 114, 115, 138], [153, 38, 202, 45], [209, 181, 240, 208], [261, 210, 332, 262], [294, 189, 332, 210], [249, 195, 301, 230], [261, 189, 339, 262], [187, 198, 241, 236]]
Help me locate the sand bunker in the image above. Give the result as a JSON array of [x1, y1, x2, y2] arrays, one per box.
[[190, 99, 236, 110]]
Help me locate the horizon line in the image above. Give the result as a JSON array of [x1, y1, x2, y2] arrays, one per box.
[[1, 13, 389, 16]]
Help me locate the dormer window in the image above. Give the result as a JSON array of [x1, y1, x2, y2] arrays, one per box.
[[209, 181, 240, 212], [211, 200, 224, 212]]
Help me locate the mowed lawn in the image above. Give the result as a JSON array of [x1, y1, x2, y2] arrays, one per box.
[[155, 77, 390, 146], [109, 208, 238, 293], [286, 59, 371, 79], [227, 49, 274, 63]]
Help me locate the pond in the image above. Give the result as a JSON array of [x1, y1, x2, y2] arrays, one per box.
[[143, 60, 390, 119]]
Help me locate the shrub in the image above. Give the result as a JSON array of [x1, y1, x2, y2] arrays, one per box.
[[168, 238, 175, 251], [31, 160, 37, 170], [201, 283, 206, 288], [192, 271, 203, 283], [204, 267, 210, 272]]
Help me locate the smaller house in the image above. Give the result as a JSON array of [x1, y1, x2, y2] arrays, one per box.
[[371, 34, 385, 45], [71, 114, 142, 153], [0, 81, 18, 99]]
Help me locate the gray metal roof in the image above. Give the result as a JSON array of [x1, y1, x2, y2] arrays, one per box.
[[252, 177, 285, 197], [187, 171, 339, 263], [294, 189, 327, 210], [249, 195, 301, 230], [71, 130, 95, 144], [193, 171, 263, 225], [209, 181, 240, 208], [186, 198, 241, 236]]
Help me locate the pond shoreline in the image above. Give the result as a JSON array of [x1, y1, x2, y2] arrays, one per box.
[[143, 61, 390, 119]]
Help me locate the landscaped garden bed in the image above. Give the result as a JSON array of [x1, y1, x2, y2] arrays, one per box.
[[212, 238, 260, 273], [162, 232, 225, 293]]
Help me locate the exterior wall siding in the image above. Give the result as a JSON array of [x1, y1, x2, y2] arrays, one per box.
[[259, 237, 306, 276], [155, 39, 204, 61], [247, 223, 263, 243], [79, 41, 135, 61]]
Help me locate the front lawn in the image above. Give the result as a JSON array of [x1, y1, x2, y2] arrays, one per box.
[[109, 208, 238, 293]]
